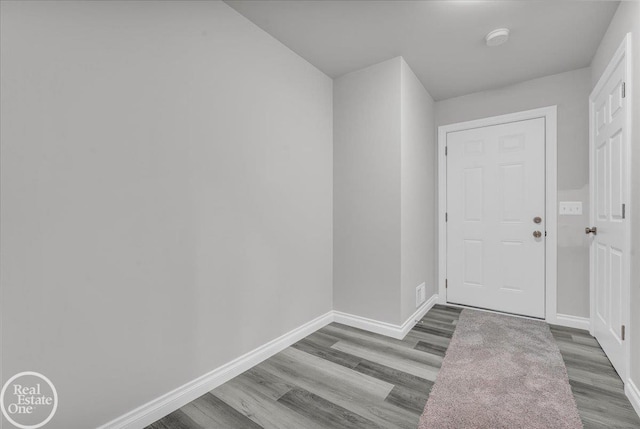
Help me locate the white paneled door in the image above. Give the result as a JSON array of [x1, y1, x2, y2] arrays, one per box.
[[446, 118, 546, 318], [589, 35, 630, 381]]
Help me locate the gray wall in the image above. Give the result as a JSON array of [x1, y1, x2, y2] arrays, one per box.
[[334, 57, 436, 325], [400, 59, 437, 321], [0, 1, 333, 428], [435, 67, 592, 318], [590, 0, 640, 392], [333, 57, 403, 324]]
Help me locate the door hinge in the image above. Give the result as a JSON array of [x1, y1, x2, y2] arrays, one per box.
[[622, 203, 626, 219], [445, 212, 448, 222], [622, 82, 626, 98], [622, 325, 626, 341], [445, 146, 448, 156], [445, 279, 448, 289]]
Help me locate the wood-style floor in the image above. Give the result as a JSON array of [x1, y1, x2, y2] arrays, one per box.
[[550, 324, 640, 428], [148, 305, 640, 429]]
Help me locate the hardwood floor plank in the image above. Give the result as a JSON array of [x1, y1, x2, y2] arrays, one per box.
[[176, 404, 211, 429], [297, 330, 341, 348], [321, 323, 419, 350], [575, 405, 640, 429], [569, 335, 601, 348], [278, 387, 383, 429], [353, 359, 433, 393], [572, 390, 638, 416], [568, 378, 630, 403], [411, 323, 454, 339], [556, 341, 609, 361], [145, 409, 202, 429], [182, 395, 264, 429], [432, 304, 462, 313], [272, 347, 395, 399], [414, 317, 457, 333], [549, 324, 590, 335], [212, 380, 327, 429], [240, 366, 294, 401], [414, 340, 448, 357], [291, 337, 362, 369], [322, 324, 444, 364], [323, 327, 443, 368], [426, 307, 461, 320], [384, 385, 431, 416], [331, 340, 440, 380], [560, 353, 620, 377], [404, 330, 451, 348], [565, 366, 625, 391]]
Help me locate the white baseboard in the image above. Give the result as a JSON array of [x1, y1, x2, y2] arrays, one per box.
[[554, 313, 591, 331], [97, 311, 334, 429], [333, 294, 438, 340], [626, 378, 640, 420], [98, 296, 441, 429]]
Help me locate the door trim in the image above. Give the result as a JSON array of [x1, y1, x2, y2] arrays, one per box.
[[588, 33, 632, 382], [437, 106, 558, 323]]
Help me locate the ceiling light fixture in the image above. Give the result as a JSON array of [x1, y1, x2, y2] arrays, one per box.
[[485, 28, 510, 47]]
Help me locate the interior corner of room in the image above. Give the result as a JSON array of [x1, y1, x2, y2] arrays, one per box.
[[1, 0, 639, 428]]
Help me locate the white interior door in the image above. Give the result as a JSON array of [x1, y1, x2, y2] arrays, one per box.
[[589, 36, 630, 381], [446, 118, 546, 318]]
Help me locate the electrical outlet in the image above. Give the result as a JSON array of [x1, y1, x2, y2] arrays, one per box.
[[416, 283, 426, 307], [559, 201, 583, 215]]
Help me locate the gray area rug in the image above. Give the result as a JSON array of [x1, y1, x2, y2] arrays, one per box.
[[418, 309, 583, 429]]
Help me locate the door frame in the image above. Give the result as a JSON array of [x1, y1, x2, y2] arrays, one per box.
[[437, 106, 558, 323], [588, 33, 632, 382]]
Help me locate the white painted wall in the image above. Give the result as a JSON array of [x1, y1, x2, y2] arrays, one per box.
[[334, 57, 436, 325], [435, 67, 592, 318], [0, 1, 333, 428], [400, 59, 437, 321], [590, 0, 640, 397], [333, 57, 403, 324]]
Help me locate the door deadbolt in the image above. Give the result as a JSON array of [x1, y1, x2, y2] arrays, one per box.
[[533, 230, 542, 238], [533, 216, 542, 224]]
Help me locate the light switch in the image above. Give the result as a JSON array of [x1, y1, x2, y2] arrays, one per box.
[[559, 201, 582, 215]]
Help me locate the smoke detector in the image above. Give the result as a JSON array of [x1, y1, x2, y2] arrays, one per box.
[[485, 28, 510, 47]]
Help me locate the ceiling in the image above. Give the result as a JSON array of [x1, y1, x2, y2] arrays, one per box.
[[224, 0, 619, 100]]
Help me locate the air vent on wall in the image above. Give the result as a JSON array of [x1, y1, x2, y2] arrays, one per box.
[[416, 283, 426, 307]]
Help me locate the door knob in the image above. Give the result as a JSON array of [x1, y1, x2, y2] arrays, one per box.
[[533, 230, 542, 238], [533, 216, 542, 224], [585, 227, 597, 235]]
